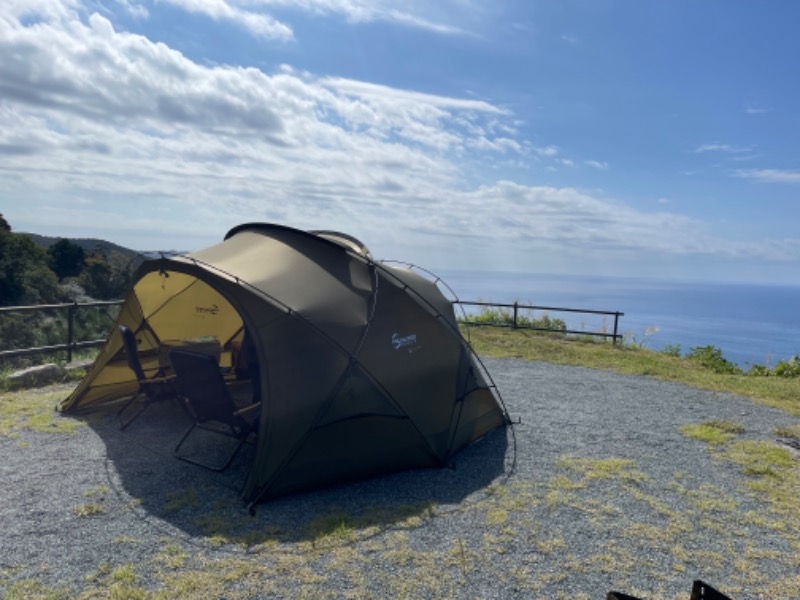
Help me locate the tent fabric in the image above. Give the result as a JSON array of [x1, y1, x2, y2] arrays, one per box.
[[63, 223, 508, 504]]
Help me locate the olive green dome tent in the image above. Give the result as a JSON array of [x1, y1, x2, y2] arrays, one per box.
[[63, 223, 508, 505]]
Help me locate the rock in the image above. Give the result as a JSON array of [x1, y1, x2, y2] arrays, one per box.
[[7, 364, 66, 390], [65, 359, 94, 372]]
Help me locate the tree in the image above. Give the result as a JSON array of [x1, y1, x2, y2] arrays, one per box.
[[0, 219, 60, 306], [48, 238, 86, 279], [79, 247, 132, 300]]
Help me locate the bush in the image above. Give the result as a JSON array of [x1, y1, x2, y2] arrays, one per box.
[[661, 343, 682, 357], [686, 345, 741, 375], [747, 364, 770, 377], [773, 356, 800, 378], [746, 356, 800, 378]]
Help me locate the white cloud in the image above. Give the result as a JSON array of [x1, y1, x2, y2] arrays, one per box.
[[163, 0, 294, 40], [585, 160, 609, 170], [113, 0, 149, 20], [0, 3, 515, 242], [735, 169, 800, 184], [744, 104, 769, 114], [3, 0, 80, 22], [694, 143, 752, 154], [159, 0, 472, 39], [534, 145, 559, 157]]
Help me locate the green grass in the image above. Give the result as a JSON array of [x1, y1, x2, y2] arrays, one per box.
[[73, 502, 106, 518], [680, 420, 746, 445], [465, 327, 800, 415], [0, 388, 83, 437]]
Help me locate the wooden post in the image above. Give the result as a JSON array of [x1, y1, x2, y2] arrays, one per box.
[[513, 302, 518, 329], [67, 301, 76, 362]]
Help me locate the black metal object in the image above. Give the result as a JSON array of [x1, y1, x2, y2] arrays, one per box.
[[457, 300, 625, 344], [0, 300, 123, 360], [607, 580, 731, 600], [690, 580, 732, 600]]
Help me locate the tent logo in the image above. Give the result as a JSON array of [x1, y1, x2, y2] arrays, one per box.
[[194, 304, 219, 316], [392, 332, 419, 352]]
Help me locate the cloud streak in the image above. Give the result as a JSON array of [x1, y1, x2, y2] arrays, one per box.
[[156, 0, 473, 40], [735, 169, 800, 184], [694, 143, 752, 154]]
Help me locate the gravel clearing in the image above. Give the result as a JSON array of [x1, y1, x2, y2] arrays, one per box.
[[2, 358, 799, 599]]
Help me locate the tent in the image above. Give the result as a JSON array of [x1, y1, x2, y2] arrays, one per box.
[[63, 223, 508, 505]]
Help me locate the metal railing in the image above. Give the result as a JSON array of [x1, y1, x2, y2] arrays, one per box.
[[0, 297, 624, 363], [0, 300, 123, 362], [457, 300, 624, 344]]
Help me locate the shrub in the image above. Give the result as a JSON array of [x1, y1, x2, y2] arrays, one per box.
[[686, 345, 741, 375], [747, 364, 770, 377], [773, 356, 800, 378], [746, 356, 800, 378], [661, 343, 682, 357]]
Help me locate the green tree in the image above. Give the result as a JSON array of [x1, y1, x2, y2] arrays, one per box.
[[48, 238, 86, 279], [79, 248, 132, 300], [0, 219, 60, 306]]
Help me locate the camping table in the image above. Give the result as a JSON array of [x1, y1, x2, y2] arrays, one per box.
[[158, 339, 222, 374]]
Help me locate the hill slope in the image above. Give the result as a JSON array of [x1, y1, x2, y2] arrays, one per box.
[[23, 232, 139, 259]]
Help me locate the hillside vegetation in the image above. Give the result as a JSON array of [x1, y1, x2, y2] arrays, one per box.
[[0, 214, 134, 368]]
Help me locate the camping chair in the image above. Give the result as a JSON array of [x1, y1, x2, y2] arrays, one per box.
[[170, 348, 261, 472], [117, 324, 176, 430]]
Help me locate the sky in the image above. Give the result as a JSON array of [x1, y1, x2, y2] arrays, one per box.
[[2, 0, 800, 284]]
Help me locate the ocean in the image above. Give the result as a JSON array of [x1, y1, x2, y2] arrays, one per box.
[[436, 270, 800, 369]]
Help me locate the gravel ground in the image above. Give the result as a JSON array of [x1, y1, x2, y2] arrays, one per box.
[[2, 358, 799, 599]]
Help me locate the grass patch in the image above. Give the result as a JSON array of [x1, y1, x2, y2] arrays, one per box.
[[0, 388, 82, 437], [163, 487, 200, 513], [83, 485, 110, 497], [680, 420, 745, 445], [154, 544, 189, 569], [557, 456, 647, 484], [303, 503, 436, 548], [5, 579, 71, 600], [721, 440, 795, 480], [305, 511, 359, 544], [73, 502, 105, 518], [775, 425, 800, 439]]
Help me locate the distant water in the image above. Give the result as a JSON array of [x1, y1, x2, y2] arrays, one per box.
[[436, 270, 800, 368]]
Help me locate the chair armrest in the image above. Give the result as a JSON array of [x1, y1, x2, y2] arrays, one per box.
[[233, 402, 261, 417]]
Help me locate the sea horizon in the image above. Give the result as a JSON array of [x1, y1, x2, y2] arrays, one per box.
[[434, 269, 800, 369]]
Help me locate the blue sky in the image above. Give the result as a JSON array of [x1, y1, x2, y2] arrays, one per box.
[[2, 0, 800, 284]]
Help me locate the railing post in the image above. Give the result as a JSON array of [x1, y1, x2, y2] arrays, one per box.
[[613, 312, 620, 345], [513, 302, 518, 329], [67, 301, 76, 362]]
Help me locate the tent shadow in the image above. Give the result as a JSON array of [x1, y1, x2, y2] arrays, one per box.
[[79, 398, 511, 548]]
